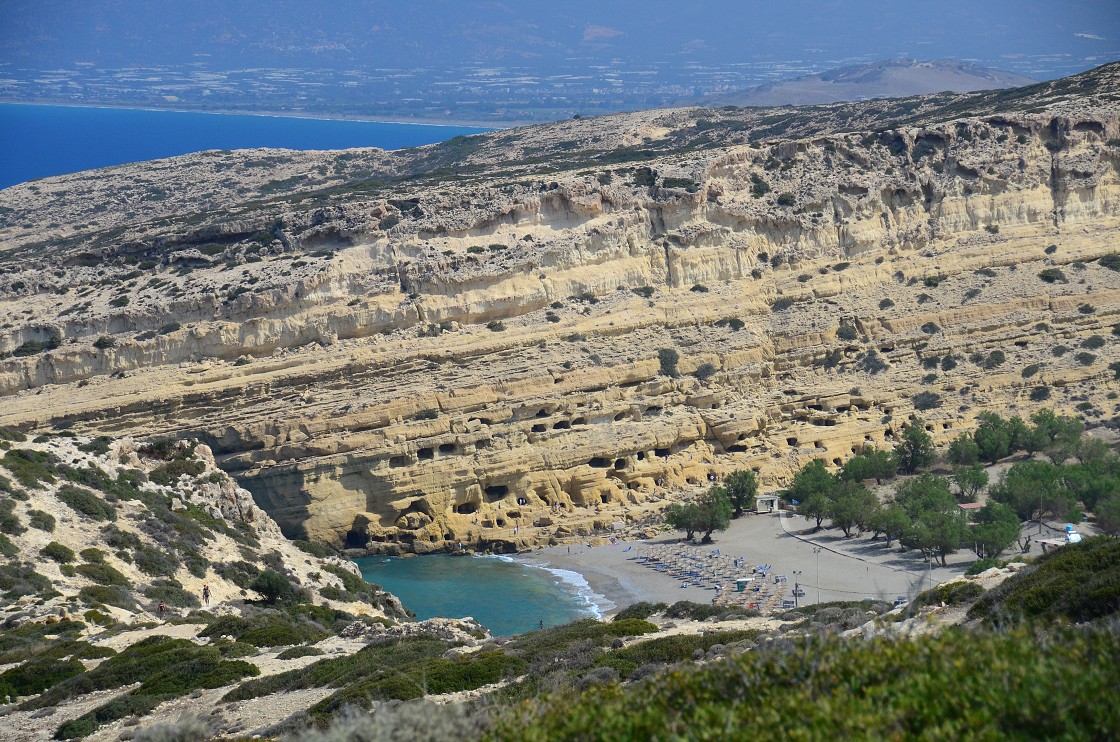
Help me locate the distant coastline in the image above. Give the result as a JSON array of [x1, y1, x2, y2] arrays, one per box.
[[0, 98, 529, 131], [0, 102, 500, 189]]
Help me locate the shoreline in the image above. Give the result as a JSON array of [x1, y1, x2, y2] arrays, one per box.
[[0, 99, 531, 131], [519, 511, 975, 617]]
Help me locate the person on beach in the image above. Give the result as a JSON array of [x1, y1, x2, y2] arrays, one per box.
[[202, 584, 210, 606], [157, 600, 166, 620]]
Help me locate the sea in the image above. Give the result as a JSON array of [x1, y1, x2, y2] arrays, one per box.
[[0, 102, 491, 190], [354, 553, 608, 637]]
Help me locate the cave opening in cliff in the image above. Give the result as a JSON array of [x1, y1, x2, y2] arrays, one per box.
[[418, 447, 434, 460], [485, 484, 509, 498], [439, 443, 456, 454], [456, 502, 478, 515], [589, 457, 611, 468]]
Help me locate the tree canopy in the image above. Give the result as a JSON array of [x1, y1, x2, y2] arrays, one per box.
[[723, 469, 758, 518]]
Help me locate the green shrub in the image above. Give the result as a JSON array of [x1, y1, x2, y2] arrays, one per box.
[[0, 563, 54, 598], [133, 544, 180, 577], [633, 286, 655, 299], [277, 645, 325, 660], [657, 348, 680, 378], [40, 542, 76, 563], [979, 350, 1006, 369], [223, 637, 451, 703], [12, 337, 60, 357], [909, 580, 984, 612], [1021, 363, 1041, 378], [837, 323, 858, 341], [879, 298, 895, 309], [920, 322, 940, 334], [856, 350, 888, 374], [770, 297, 797, 311], [1074, 352, 1096, 366], [56, 485, 116, 521], [74, 562, 131, 587], [693, 363, 717, 381], [142, 583, 200, 609], [1031, 386, 1052, 402], [149, 459, 205, 487], [594, 630, 759, 678], [248, 569, 300, 604], [749, 173, 770, 198], [714, 317, 744, 331], [1038, 268, 1066, 283], [486, 320, 506, 332], [912, 391, 942, 410], [776, 192, 795, 206], [293, 539, 336, 558], [0, 427, 27, 443], [76, 436, 111, 456], [3, 449, 58, 489], [613, 602, 668, 622], [966, 558, 1002, 576], [0, 657, 85, 701], [213, 560, 259, 588], [1097, 252, 1120, 271], [0, 500, 24, 535], [25, 509, 54, 532], [79, 584, 135, 610]]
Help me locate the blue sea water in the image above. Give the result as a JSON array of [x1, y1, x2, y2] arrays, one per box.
[[354, 553, 606, 637], [0, 103, 490, 190]]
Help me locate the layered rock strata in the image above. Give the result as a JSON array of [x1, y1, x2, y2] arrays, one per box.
[[1, 64, 1119, 553]]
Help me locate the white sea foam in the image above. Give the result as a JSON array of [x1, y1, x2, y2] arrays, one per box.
[[502, 555, 615, 618]]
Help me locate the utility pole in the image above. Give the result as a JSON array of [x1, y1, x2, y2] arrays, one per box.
[[792, 570, 802, 609], [813, 546, 822, 603]]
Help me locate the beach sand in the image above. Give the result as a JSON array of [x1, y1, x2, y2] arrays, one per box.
[[521, 511, 973, 616]]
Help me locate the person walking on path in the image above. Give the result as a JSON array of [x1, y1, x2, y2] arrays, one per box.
[[157, 600, 166, 621], [202, 584, 211, 606]]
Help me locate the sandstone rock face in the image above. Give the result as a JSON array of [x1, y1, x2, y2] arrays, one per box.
[[2, 64, 1119, 553]]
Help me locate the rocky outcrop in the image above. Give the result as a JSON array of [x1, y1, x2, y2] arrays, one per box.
[[1, 64, 1119, 554]]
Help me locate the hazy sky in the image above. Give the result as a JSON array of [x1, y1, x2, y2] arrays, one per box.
[[1, 1, 1116, 80]]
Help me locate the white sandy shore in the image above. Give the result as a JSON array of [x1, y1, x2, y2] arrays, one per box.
[[520, 511, 974, 616]]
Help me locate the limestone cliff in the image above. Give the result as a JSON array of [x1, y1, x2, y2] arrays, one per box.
[[1, 63, 1119, 553]]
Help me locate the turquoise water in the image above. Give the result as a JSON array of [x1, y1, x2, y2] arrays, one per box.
[[354, 554, 605, 636], [0, 103, 491, 189]]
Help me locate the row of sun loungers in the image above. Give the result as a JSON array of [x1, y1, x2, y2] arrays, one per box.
[[632, 543, 788, 614]]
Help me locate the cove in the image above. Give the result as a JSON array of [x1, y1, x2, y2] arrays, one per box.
[[354, 553, 605, 636]]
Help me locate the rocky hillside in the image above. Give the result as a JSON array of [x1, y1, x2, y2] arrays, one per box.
[[0, 429, 405, 623], [0, 63, 1119, 554]]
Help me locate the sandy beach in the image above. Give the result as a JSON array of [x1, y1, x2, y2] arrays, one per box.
[[521, 510, 974, 616]]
